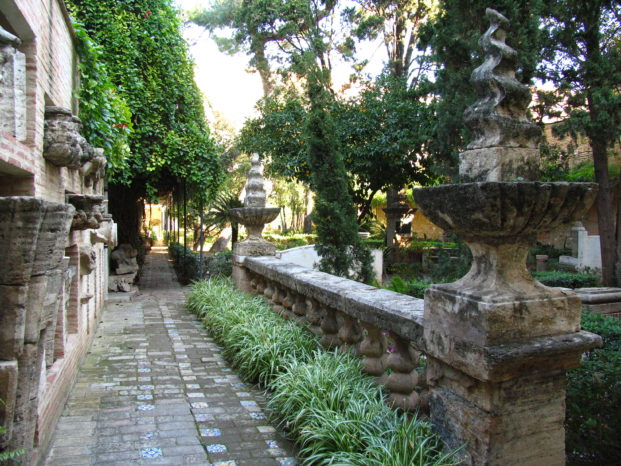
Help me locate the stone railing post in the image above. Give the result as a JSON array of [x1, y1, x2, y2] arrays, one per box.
[[414, 9, 601, 465]]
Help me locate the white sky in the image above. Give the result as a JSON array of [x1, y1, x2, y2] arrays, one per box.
[[174, 0, 386, 130]]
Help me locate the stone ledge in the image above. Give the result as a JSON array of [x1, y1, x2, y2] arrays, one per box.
[[425, 329, 602, 383], [244, 256, 425, 344]]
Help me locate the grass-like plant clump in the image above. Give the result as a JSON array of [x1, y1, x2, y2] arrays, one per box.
[[187, 278, 457, 465], [532, 270, 600, 288]]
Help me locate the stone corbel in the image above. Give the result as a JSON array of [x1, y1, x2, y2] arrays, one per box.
[[80, 147, 107, 191], [66, 194, 104, 230], [43, 107, 91, 168], [79, 244, 96, 276]]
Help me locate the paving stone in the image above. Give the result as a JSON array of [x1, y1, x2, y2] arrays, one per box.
[[43, 250, 297, 465]]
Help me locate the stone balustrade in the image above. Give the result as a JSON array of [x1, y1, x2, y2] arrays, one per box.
[[238, 255, 430, 413]]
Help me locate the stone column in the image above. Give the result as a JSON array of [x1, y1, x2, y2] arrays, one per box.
[[230, 154, 279, 292], [414, 9, 600, 465]]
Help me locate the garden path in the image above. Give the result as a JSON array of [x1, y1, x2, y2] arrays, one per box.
[[44, 248, 296, 466]]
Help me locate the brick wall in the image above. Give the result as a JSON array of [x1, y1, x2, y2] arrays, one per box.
[[0, 1, 111, 462]]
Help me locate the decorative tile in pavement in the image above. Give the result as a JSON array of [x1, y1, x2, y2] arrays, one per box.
[[43, 250, 296, 466], [141, 447, 163, 458], [257, 426, 276, 433], [266, 440, 280, 449], [205, 444, 228, 454], [277, 458, 297, 466]]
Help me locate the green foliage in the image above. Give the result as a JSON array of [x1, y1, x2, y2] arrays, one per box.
[[306, 77, 373, 283], [168, 242, 199, 284], [71, 20, 132, 183], [67, 0, 223, 200], [386, 276, 430, 298], [263, 233, 316, 250], [566, 311, 621, 465], [239, 79, 436, 217], [530, 242, 571, 260], [186, 278, 458, 465], [426, 242, 471, 283], [0, 403, 24, 461], [542, 161, 621, 182], [420, 0, 546, 174], [205, 250, 233, 278], [532, 271, 600, 288]]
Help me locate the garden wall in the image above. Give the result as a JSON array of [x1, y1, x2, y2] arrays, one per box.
[[0, 1, 116, 462]]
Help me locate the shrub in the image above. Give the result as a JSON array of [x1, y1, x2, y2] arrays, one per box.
[[205, 250, 233, 278], [264, 233, 317, 250], [186, 278, 457, 465], [386, 276, 430, 299], [566, 311, 621, 465], [532, 270, 600, 288]]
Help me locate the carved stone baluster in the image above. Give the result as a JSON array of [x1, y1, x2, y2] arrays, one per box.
[[280, 288, 294, 320], [359, 323, 387, 381], [291, 294, 307, 324], [385, 334, 422, 412], [336, 311, 362, 352], [254, 276, 265, 295], [320, 307, 340, 348], [271, 284, 283, 315], [263, 280, 274, 301], [305, 298, 322, 335]]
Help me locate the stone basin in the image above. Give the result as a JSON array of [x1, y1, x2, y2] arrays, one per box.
[[413, 182, 598, 242], [229, 207, 280, 226]]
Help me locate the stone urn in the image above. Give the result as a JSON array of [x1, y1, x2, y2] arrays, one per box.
[[43, 106, 92, 168], [230, 154, 279, 246], [411, 9, 601, 465]]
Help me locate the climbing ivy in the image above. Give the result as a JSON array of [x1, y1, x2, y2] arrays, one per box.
[[71, 20, 132, 184], [66, 0, 223, 200]]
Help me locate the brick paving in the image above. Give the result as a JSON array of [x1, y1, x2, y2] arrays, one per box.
[[44, 248, 297, 466]]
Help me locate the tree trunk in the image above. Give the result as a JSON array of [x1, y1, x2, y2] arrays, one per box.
[[591, 138, 616, 286]]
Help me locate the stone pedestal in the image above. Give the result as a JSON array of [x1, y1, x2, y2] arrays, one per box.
[[233, 240, 276, 293]]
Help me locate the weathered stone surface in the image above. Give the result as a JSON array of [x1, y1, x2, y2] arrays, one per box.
[[79, 244, 96, 276], [233, 240, 276, 257], [66, 194, 105, 230], [0, 360, 18, 448], [460, 147, 539, 182], [462, 9, 540, 155], [110, 243, 138, 275], [32, 202, 75, 276], [0, 27, 27, 141], [80, 147, 106, 190], [414, 182, 598, 242], [0, 197, 45, 285], [43, 106, 90, 168], [107, 272, 136, 292], [429, 366, 567, 466], [0, 285, 27, 359], [24, 274, 48, 344], [244, 256, 425, 344]]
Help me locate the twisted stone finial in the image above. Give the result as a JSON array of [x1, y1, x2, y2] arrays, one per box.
[[243, 154, 268, 208], [463, 8, 540, 150]]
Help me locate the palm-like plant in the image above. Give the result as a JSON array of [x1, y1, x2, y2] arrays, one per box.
[[204, 192, 243, 243]]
